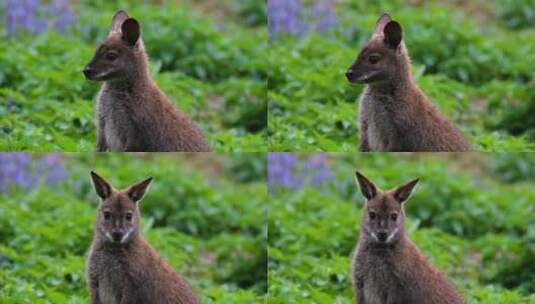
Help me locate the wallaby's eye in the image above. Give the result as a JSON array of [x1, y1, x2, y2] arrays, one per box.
[[103, 211, 111, 220], [105, 52, 119, 61], [369, 211, 377, 220], [125, 213, 133, 221], [391, 213, 398, 221], [368, 53, 381, 64]]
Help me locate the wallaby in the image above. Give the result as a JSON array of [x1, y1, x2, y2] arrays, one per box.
[[86, 171, 199, 304], [83, 10, 210, 152], [351, 171, 464, 304], [346, 14, 470, 152]]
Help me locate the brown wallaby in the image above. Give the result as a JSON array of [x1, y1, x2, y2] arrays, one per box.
[[87, 171, 199, 304], [83, 10, 210, 152], [351, 171, 465, 304], [346, 14, 470, 152]]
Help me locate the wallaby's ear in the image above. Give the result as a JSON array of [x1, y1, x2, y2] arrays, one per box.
[[392, 178, 419, 203], [126, 177, 153, 202], [121, 18, 140, 46], [90, 171, 113, 200], [374, 13, 392, 34], [110, 10, 129, 33], [383, 21, 402, 49], [355, 171, 378, 201]]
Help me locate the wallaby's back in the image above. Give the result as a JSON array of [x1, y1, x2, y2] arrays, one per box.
[[358, 84, 470, 151], [346, 14, 470, 152]]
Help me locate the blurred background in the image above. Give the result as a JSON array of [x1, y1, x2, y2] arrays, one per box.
[[0, 153, 267, 303], [267, 0, 535, 152], [268, 152, 535, 303], [0, 0, 267, 152]]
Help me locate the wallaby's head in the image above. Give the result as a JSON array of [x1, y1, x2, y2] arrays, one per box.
[[355, 171, 418, 245], [90, 171, 152, 245], [346, 14, 404, 84], [83, 10, 143, 82]]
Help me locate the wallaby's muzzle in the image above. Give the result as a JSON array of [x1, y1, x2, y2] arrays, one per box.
[[83, 65, 96, 80]]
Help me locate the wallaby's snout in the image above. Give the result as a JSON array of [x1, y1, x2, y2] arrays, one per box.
[[111, 231, 123, 243], [376, 231, 388, 242], [83, 64, 97, 80]]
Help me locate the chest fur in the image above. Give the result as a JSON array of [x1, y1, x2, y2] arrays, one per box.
[[91, 249, 144, 304], [354, 250, 412, 304], [359, 92, 401, 150], [96, 89, 140, 150]]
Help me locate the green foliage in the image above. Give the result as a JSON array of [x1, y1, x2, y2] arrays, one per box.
[[268, 2, 535, 151], [0, 154, 267, 302], [0, 2, 267, 152], [495, 0, 535, 29], [269, 153, 535, 302]]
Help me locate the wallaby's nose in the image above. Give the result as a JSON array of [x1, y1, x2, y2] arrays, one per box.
[[346, 69, 355, 81], [377, 232, 388, 242], [83, 66, 95, 79], [112, 232, 123, 242]]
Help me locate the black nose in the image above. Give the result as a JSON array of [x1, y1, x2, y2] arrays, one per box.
[[377, 232, 387, 242], [112, 232, 122, 242], [83, 66, 94, 78], [346, 69, 355, 81]]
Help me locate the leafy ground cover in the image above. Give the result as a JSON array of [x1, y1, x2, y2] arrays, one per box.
[[0, 0, 267, 152], [268, 0, 535, 151], [268, 153, 535, 303], [0, 153, 267, 303]]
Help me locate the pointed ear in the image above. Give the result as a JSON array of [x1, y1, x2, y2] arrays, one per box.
[[90, 171, 113, 200], [121, 18, 140, 46], [374, 13, 392, 34], [383, 21, 402, 49], [126, 177, 153, 202], [392, 178, 419, 203], [355, 171, 378, 201], [110, 10, 129, 33]]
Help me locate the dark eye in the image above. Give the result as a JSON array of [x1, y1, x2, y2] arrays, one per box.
[[369, 54, 381, 64], [103, 211, 111, 220], [125, 213, 133, 221], [391, 213, 398, 221], [369, 211, 376, 220], [105, 52, 118, 61]]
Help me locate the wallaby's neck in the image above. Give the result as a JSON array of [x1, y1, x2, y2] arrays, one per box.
[[369, 43, 415, 98], [106, 42, 151, 93]]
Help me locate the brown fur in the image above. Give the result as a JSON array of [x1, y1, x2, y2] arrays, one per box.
[[351, 172, 465, 304], [346, 14, 470, 152], [87, 171, 199, 304], [84, 10, 210, 152]]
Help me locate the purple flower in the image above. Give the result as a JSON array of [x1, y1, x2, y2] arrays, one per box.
[[45, 0, 75, 31], [0, 153, 66, 192], [5, 0, 75, 36], [311, 0, 338, 32], [268, 0, 308, 38], [268, 0, 338, 38], [268, 153, 334, 192], [303, 153, 333, 186], [6, 0, 43, 36], [268, 153, 301, 191]]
